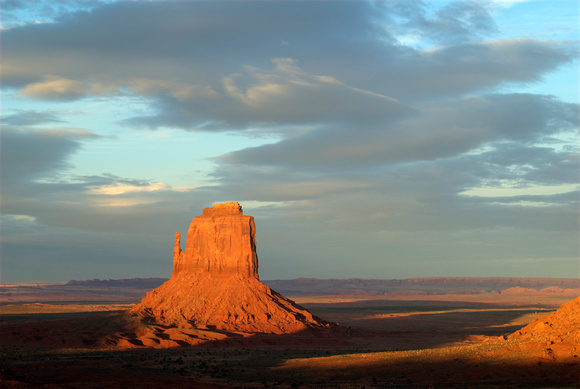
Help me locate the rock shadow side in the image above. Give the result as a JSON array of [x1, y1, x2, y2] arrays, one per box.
[[130, 202, 329, 334]]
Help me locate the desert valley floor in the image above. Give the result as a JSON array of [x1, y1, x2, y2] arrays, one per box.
[[1, 277, 579, 388]]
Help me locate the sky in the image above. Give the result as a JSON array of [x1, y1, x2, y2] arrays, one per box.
[[0, 0, 578, 283]]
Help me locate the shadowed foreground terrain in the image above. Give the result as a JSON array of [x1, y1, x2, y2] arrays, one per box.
[[1, 286, 579, 388]]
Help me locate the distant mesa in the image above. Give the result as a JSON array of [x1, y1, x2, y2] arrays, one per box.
[[130, 202, 330, 334], [65, 278, 166, 288]]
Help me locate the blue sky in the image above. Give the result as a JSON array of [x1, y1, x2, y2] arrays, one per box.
[[1, 0, 578, 283]]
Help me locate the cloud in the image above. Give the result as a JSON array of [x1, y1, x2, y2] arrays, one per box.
[[0, 127, 98, 181], [123, 37, 576, 133], [0, 1, 382, 83], [1, 1, 574, 111], [1, 0, 577, 281], [461, 184, 579, 198], [222, 58, 409, 124], [0, 0, 104, 30], [0, 213, 173, 282], [20, 75, 115, 100], [383, 0, 498, 45], [229, 162, 578, 279], [0, 128, 212, 237], [218, 94, 577, 170], [87, 181, 195, 196], [1, 110, 65, 126], [130, 78, 218, 102], [383, 40, 575, 101], [122, 57, 414, 131], [128, 38, 575, 129], [0, 126, 205, 282]]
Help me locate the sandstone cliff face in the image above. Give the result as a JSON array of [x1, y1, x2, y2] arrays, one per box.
[[172, 202, 257, 278], [130, 202, 327, 334]]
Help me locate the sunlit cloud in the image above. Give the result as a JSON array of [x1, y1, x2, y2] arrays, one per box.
[[89, 198, 163, 208], [460, 183, 579, 198], [20, 76, 116, 101], [1, 214, 37, 224], [88, 182, 196, 196]]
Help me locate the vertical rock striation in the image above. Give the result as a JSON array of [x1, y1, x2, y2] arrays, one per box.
[[130, 202, 328, 334]]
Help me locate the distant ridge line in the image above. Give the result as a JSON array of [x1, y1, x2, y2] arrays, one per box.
[[65, 278, 168, 287], [3, 277, 578, 304], [263, 277, 580, 296], [63, 276, 579, 291]]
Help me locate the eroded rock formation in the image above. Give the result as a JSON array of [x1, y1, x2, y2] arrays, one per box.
[[504, 295, 580, 359], [130, 202, 328, 334], [172, 202, 257, 278]]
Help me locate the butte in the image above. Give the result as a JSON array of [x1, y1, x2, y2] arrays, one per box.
[[130, 202, 329, 334]]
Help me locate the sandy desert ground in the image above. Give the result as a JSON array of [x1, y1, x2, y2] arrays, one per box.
[[0, 279, 578, 388]]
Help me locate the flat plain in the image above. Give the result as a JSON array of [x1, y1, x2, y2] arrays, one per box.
[[1, 278, 578, 388]]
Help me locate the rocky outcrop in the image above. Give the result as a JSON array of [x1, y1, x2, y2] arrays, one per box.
[[505, 295, 580, 359], [130, 202, 329, 334]]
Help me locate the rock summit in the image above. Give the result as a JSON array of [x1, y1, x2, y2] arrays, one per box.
[[130, 202, 328, 334]]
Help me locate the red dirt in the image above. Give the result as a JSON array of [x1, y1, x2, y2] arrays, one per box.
[[1, 294, 579, 387]]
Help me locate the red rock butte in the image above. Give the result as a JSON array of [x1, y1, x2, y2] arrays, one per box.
[[130, 202, 329, 334]]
